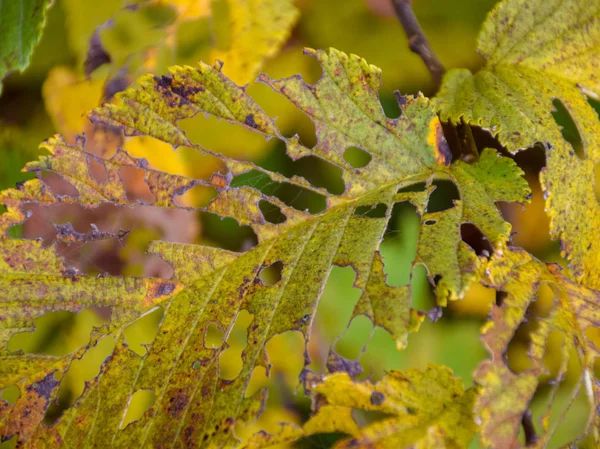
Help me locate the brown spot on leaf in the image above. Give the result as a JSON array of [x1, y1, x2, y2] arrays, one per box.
[[244, 114, 259, 129], [157, 282, 176, 297], [210, 173, 229, 189], [167, 388, 190, 419], [369, 391, 385, 405]]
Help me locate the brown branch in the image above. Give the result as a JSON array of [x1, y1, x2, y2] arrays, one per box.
[[391, 0, 445, 87], [522, 408, 539, 446]]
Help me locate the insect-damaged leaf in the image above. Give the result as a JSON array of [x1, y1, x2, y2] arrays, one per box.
[[0, 0, 53, 93], [474, 248, 600, 448], [241, 364, 477, 449], [434, 0, 600, 289], [1, 48, 527, 447]]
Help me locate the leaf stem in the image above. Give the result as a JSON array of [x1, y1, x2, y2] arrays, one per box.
[[390, 0, 445, 87]]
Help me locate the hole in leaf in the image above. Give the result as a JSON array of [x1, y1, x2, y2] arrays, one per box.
[[381, 92, 401, 119], [40, 172, 79, 197], [343, 146, 372, 169], [496, 291, 508, 307], [293, 434, 349, 448], [87, 156, 108, 183], [204, 322, 225, 349], [231, 170, 326, 214], [0, 437, 17, 449], [259, 261, 284, 286], [123, 307, 164, 356], [8, 307, 110, 356], [246, 82, 318, 147], [244, 366, 268, 398], [254, 141, 345, 195], [266, 331, 305, 390], [542, 330, 566, 383], [179, 112, 269, 161], [173, 185, 218, 208], [119, 167, 156, 204], [506, 332, 533, 375], [309, 266, 361, 371], [43, 336, 117, 425], [447, 282, 495, 318], [424, 219, 437, 226], [426, 179, 459, 213], [551, 98, 584, 159], [334, 315, 373, 362], [259, 200, 287, 224], [381, 202, 419, 287], [292, 156, 345, 195], [353, 203, 387, 218], [125, 136, 225, 178], [122, 169, 157, 204], [352, 408, 396, 427], [506, 304, 541, 375], [120, 389, 155, 429], [532, 284, 555, 319], [397, 182, 426, 193], [461, 223, 494, 258], [56, 240, 126, 276], [1, 385, 21, 405], [200, 212, 258, 252], [585, 327, 600, 353], [410, 264, 436, 312], [219, 310, 253, 381]]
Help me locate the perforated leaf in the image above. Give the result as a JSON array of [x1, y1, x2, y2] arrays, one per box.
[[474, 248, 600, 448], [434, 0, 600, 289], [242, 364, 477, 449], [0, 48, 527, 447]]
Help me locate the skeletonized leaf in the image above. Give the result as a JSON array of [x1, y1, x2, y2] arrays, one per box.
[[0, 48, 527, 447], [434, 0, 600, 289], [475, 248, 600, 448]]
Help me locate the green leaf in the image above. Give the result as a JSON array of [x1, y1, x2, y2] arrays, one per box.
[[433, 0, 600, 289], [0, 48, 527, 447], [243, 364, 477, 449], [0, 0, 53, 92]]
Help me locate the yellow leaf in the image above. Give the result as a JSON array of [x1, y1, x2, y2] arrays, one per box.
[[434, 0, 600, 289], [243, 364, 477, 449], [42, 67, 104, 140]]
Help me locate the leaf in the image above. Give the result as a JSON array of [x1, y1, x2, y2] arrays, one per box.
[[0, 0, 53, 93], [0, 48, 527, 447], [211, 0, 299, 84], [81, 0, 298, 88], [474, 248, 600, 448], [42, 67, 105, 140], [433, 0, 600, 289], [242, 364, 477, 449]]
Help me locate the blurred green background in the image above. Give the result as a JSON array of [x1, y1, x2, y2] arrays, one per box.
[[0, 1, 589, 448]]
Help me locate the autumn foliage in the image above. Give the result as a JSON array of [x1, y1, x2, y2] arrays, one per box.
[[1, 0, 600, 448]]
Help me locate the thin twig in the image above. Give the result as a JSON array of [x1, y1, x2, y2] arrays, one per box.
[[391, 0, 445, 87], [522, 408, 539, 446]]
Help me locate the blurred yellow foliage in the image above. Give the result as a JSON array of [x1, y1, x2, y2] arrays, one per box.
[[42, 67, 104, 140]]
